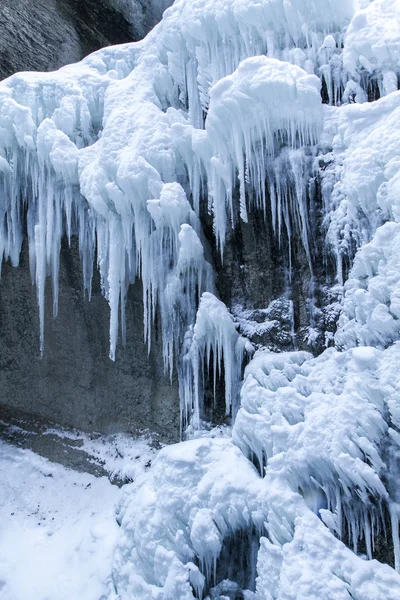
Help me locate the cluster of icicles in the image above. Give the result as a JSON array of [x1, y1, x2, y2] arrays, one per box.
[[0, 0, 340, 432], [0, 0, 394, 432]]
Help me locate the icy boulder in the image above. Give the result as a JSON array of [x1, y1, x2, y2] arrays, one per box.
[[156, 0, 356, 113], [110, 437, 264, 600], [257, 510, 400, 600], [322, 89, 400, 342], [111, 343, 400, 599]]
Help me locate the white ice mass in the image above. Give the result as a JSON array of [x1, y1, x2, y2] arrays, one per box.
[[1, 0, 400, 598]]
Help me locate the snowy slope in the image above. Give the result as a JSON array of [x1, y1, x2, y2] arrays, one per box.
[[0, 441, 120, 600], [1, 0, 400, 598]]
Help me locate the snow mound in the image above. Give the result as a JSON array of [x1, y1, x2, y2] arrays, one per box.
[[111, 437, 263, 599], [234, 345, 399, 559], [113, 343, 400, 598], [0, 441, 120, 600]]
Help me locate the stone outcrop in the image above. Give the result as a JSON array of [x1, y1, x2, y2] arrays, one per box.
[[0, 0, 168, 81]]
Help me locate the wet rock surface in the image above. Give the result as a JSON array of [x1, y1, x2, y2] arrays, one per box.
[[0, 238, 180, 442], [205, 196, 333, 355], [0, 405, 110, 479], [0, 404, 160, 485]]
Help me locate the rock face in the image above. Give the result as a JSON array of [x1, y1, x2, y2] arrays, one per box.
[[0, 0, 169, 81], [0, 239, 179, 442], [205, 192, 333, 356]]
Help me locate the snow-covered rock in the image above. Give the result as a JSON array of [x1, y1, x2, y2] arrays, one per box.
[[113, 343, 400, 598]]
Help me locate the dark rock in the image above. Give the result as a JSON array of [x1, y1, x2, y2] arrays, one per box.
[[0, 237, 180, 442], [0, 0, 169, 81]]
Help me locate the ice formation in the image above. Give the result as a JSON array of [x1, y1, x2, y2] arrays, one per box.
[[343, 0, 400, 97], [336, 222, 400, 349], [112, 344, 400, 598], [1, 0, 400, 598], [181, 293, 253, 431], [322, 89, 400, 283], [0, 0, 356, 364], [200, 56, 322, 259], [0, 0, 347, 421]]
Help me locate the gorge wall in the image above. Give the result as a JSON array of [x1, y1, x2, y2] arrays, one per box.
[[0, 0, 169, 81], [0, 0, 347, 444], [1, 0, 400, 598], [0, 238, 179, 441]]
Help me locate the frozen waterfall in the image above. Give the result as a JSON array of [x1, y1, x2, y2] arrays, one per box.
[[1, 0, 400, 598]]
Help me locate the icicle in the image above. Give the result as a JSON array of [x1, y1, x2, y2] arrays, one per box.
[[390, 503, 400, 572], [182, 293, 253, 433]]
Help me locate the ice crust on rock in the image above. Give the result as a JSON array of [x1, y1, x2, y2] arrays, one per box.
[[112, 344, 400, 598], [336, 222, 400, 349], [322, 89, 400, 285], [110, 0, 174, 40], [257, 510, 400, 600]]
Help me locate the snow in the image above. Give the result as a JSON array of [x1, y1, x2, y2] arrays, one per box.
[[0, 440, 120, 600], [41, 426, 158, 482]]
